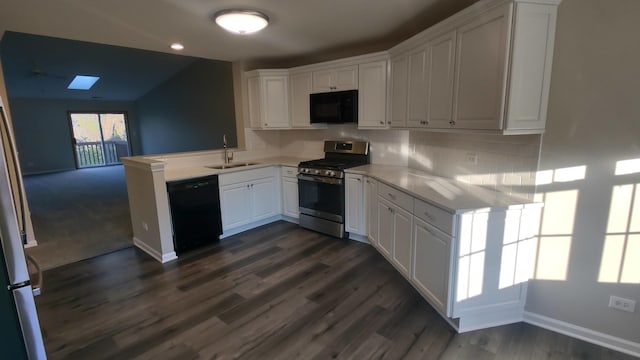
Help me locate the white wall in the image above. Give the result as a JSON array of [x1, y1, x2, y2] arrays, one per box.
[[524, 0, 640, 344]]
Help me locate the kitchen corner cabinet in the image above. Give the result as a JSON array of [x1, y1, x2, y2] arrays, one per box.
[[357, 60, 388, 129], [246, 70, 290, 129], [389, 0, 559, 134], [363, 174, 540, 331], [219, 167, 279, 231], [345, 174, 365, 235], [289, 71, 313, 128], [312, 65, 358, 93], [281, 166, 299, 219]]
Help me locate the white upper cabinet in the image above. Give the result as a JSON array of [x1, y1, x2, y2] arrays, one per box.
[[358, 60, 388, 129], [504, 2, 558, 132], [389, 54, 409, 128], [246, 70, 290, 129], [312, 65, 358, 93], [452, 4, 511, 130], [426, 30, 457, 129], [289, 71, 313, 128], [389, 0, 559, 134], [406, 46, 428, 128]]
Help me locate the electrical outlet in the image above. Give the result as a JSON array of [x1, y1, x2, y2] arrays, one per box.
[[609, 295, 636, 313], [142, 221, 149, 231], [465, 152, 478, 164]]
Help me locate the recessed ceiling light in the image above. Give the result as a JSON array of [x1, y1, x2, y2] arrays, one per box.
[[67, 75, 100, 90], [170, 43, 184, 50], [213, 10, 269, 35]]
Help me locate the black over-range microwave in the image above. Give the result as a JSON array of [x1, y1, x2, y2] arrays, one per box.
[[310, 90, 358, 124]]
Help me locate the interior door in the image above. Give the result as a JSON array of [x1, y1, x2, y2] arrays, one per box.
[[69, 112, 130, 168]]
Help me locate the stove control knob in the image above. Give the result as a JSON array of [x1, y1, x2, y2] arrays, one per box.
[[327, 171, 335, 177], [314, 169, 320, 175]]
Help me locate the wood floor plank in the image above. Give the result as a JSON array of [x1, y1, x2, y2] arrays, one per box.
[[34, 221, 639, 360]]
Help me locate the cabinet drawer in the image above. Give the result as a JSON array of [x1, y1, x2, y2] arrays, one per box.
[[281, 166, 298, 178], [414, 199, 454, 235], [378, 182, 413, 212], [219, 166, 275, 186]]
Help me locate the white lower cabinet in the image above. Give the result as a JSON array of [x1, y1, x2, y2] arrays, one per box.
[[363, 176, 538, 332], [377, 196, 413, 277], [345, 174, 365, 235], [219, 167, 279, 232], [412, 217, 452, 315], [365, 177, 378, 244], [281, 166, 299, 219]]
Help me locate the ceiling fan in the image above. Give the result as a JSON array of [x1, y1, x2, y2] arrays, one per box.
[[28, 62, 67, 80]]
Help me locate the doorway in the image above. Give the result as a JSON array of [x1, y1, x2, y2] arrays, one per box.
[[69, 112, 130, 168]]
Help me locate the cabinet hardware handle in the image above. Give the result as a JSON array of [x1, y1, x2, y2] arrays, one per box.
[[356, 178, 361, 182], [449, 120, 456, 127], [388, 193, 395, 200], [424, 212, 435, 221], [380, 121, 384, 125]]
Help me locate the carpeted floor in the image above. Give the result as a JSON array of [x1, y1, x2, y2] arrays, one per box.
[[24, 165, 133, 270]]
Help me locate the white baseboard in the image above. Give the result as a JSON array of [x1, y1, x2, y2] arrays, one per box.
[[456, 301, 524, 333], [133, 237, 177, 263], [523, 311, 640, 358], [24, 239, 38, 248]]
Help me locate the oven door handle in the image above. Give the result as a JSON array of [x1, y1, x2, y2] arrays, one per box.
[[297, 174, 343, 185]]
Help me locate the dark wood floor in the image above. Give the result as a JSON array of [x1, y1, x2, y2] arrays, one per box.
[[35, 221, 637, 359]]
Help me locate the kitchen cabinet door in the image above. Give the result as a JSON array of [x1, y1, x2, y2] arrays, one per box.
[[365, 177, 378, 244], [426, 31, 456, 129], [389, 54, 408, 128], [452, 4, 511, 130], [246, 70, 290, 129], [261, 76, 290, 128], [377, 197, 394, 258], [392, 205, 413, 277], [290, 72, 313, 128], [312, 66, 358, 93], [281, 176, 299, 219], [412, 217, 452, 314], [251, 177, 279, 221], [220, 182, 252, 230], [406, 46, 428, 128], [345, 174, 365, 235], [358, 60, 388, 129]]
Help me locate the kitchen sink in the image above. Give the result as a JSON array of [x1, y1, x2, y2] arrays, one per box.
[[206, 162, 261, 170]]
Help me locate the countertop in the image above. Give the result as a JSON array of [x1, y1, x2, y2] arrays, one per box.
[[346, 164, 539, 213], [163, 156, 307, 182]]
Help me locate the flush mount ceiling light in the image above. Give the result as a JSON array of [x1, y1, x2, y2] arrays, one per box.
[[170, 43, 184, 50], [213, 10, 269, 35]]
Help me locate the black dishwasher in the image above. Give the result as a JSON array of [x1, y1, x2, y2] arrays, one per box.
[[166, 175, 222, 255]]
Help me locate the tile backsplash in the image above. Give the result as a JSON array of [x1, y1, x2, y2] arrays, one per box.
[[409, 132, 541, 200]]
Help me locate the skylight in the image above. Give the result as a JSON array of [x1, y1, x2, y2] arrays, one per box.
[[67, 75, 100, 90]]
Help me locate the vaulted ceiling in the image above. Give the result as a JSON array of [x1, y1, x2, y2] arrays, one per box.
[[0, 0, 480, 101]]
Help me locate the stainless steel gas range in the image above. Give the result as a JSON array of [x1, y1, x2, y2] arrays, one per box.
[[297, 140, 369, 238]]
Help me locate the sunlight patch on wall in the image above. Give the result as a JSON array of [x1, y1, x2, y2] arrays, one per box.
[[615, 158, 640, 176], [499, 208, 540, 289], [533, 190, 579, 281], [457, 212, 488, 301], [536, 236, 572, 281], [536, 165, 586, 186], [598, 183, 640, 284]]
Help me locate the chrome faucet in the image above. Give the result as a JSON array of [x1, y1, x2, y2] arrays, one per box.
[[223, 134, 232, 164]]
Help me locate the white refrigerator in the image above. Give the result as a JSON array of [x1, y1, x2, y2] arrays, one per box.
[[0, 97, 46, 359]]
